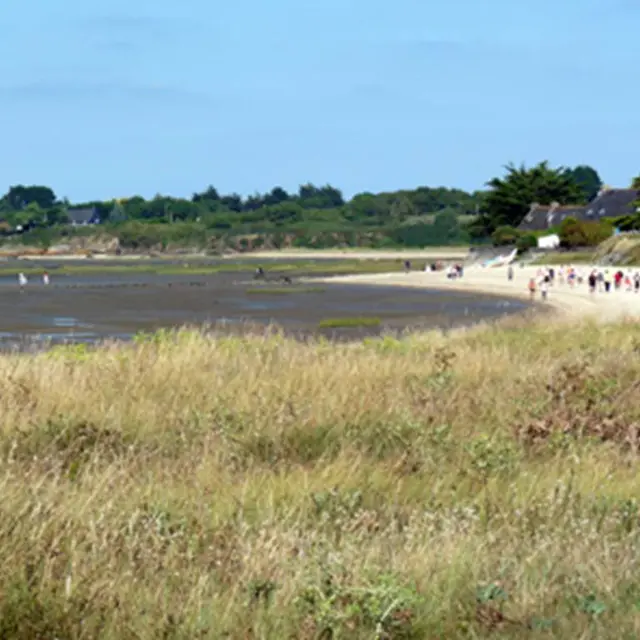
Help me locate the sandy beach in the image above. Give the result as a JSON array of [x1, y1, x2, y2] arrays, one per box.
[[311, 264, 640, 322]]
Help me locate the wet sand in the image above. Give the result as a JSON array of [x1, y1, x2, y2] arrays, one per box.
[[0, 267, 532, 349]]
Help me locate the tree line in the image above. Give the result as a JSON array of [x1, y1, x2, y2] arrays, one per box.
[[0, 162, 631, 250]]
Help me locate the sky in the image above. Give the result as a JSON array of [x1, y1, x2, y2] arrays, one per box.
[[0, 0, 638, 202]]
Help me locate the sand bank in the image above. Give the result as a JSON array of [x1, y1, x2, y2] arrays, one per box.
[[238, 248, 470, 260], [310, 264, 640, 322]]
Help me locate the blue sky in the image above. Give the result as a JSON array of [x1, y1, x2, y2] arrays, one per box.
[[0, 0, 637, 202]]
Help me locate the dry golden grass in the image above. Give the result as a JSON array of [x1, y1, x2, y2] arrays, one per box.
[[3, 317, 640, 637]]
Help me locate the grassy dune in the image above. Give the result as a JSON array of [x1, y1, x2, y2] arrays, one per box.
[[2, 318, 640, 637]]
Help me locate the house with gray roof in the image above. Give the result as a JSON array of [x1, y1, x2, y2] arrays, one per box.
[[519, 203, 587, 232], [582, 188, 639, 221], [67, 206, 101, 226], [518, 188, 640, 232]]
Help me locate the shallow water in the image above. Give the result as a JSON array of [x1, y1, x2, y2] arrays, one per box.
[[0, 268, 531, 349]]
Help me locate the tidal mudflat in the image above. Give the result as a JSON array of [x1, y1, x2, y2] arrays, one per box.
[[0, 265, 531, 348]]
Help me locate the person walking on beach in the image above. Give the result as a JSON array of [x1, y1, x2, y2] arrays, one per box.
[[614, 270, 623, 290], [42, 271, 49, 285], [588, 271, 597, 294], [634, 271, 640, 293], [528, 277, 536, 300], [540, 279, 549, 302], [17, 272, 27, 291], [507, 265, 514, 281]]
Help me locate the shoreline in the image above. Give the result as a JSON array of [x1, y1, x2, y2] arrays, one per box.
[[308, 264, 640, 323]]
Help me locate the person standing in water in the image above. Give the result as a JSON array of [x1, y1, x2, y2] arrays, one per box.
[[18, 272, 27, 291], [42, 271, 50, 285]]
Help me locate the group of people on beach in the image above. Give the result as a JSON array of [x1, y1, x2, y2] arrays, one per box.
[[17, 271, 49, 290], [519, 264, 640, 301], [445, 263, 464, 279]]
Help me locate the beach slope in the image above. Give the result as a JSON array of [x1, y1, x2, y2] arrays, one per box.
[[310, 264, 640, 322]]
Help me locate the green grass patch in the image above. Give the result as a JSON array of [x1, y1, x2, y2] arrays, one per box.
[[318, 316, 382, 329], [245, 286, 325, 295]]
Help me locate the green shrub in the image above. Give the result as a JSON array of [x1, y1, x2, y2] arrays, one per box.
[[516, 232, 538, 252], [559, 217, 613, 249], [491, 225, 521, 246]]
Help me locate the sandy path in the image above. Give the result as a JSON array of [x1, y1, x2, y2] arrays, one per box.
[[239, 249, 470, 260], [310, 264, 640, 322]]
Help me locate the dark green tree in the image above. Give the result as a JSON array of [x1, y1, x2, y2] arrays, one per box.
[[263, 187, 289, 206], [220, 194, 242, 212], [297, 184, 344, 209], [346, 193, 389, 220], [483, 161, 583, 231], [1, 185, 57, 210], [45, 205, 70, 225], [563, 165, 602, 202], [389, 195, 416, 219], [192, 185, 220, 202], [432, 209, 462, 241]]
